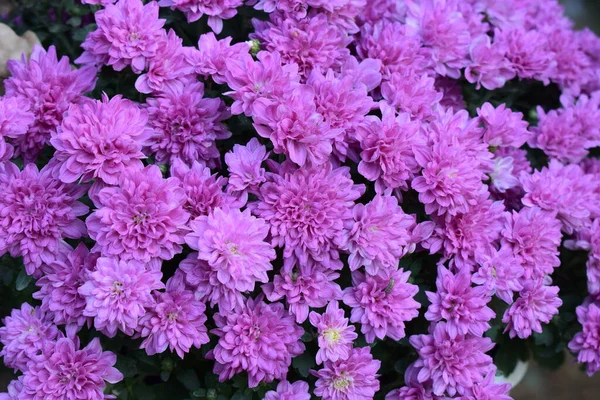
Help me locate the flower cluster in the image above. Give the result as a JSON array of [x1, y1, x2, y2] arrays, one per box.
[[1, 0, 600, 398]]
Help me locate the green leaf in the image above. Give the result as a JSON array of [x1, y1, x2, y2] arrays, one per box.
[[115, 356, 138, 378], [15, 269, 32, 291], [191, 389, 206, 399], [134, 384, 157, 400], [160, 370, 171, 382], [176, 369, 201, 391], [67, 16, 82, 27], [533, 329, 554, 347], [292, 353, 315, 378]]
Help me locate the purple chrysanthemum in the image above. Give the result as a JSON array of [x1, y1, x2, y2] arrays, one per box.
[[309, 301, 357, 365], [210, 296, 305, 388], [86, 165, 190, 262], [144, 82, 231, 168], [33, 243, 98, 330], [312, 347, 381, 400], [79, 257, 164, 337], [263, 260, 342, 323], [264, 380, 311, 400], [343, 269, 420, 343], [425, 265, 495, 338], [477, 102, 531, 148], [465, 33, 515, 90], [0, 96, 34, 162], [253, 161, 364, 270], [225, 138, 268, 201], [356, 103, 425, 194], [409, 322, 495, 397], [20, 336, 123, 400], [502, 280, 562, 339], [472, 246, 524, 304], [0, 162, 88, 277], [568, 302, 600, 376], [380, 70, 442, 122], [77, 0, 166, 73], [158, 0, 243, 33], [51, 94, 152, 185], [0, 304, 59, 372], [139, 275, 209, 358], [184, 207, 275, 310], [4, 46, 96, 162], [501, 206, 562, 280]]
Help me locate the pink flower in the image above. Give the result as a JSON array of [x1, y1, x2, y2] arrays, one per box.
[[51, 94, 152, 184], [568, 302, 600, 376], [459, 370, 512, 400], [79, 257, 164, 337], [210, 296, 305, 388], [252, 85, 338, 167], [309, 301, 357, 365], [139, 275, 209, 358], [264, 380, 311, 400], [409, 322, 495, 397], [425, 265, 495, 338], [0, 162, 88, 277], [5, 46, 96, 162], [472, 246, 524, 304], [312, 347, 381, 400], [342, 195, 430, 275], [477, 102, 531, 148], [0, 304, 59, 372], [0, 96, 34, 162], [253, 161, 364, 270], [465, 34, 515, 90], [144, 81, 231, 168], [263, 260, 342, 323], [186, 33, 250, 84], [343, 269, 420, 343], [489, 156, 520, 193], [184, 208, 275, 310], [170, 160, 237, 219], [20, 336, 123, 400], [135, 29, 195, 94], [77, 0, 166, 73], [86, 165, 190, 262], [501, 207, 562, 280], [158, 0, 243, 33], [252, 14, 351, 79], [356, 103, 425, 194], [502, 280, 562, 339], [381, 71, 443, 121], [33, 244, 98, 330], [225, 138, 268, 200]]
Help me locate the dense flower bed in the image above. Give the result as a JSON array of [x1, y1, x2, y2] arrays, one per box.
[[1, 0, 600, 399]]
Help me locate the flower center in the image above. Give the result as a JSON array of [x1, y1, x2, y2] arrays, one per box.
[[322, 328, 341, 344], [332, 373, 352, 391], [112, 281, 124, 295], [133, 212, 149, 225], [167, 312, 179, 322], [129, 31, 140, 42], [491, 266, 497, 278]]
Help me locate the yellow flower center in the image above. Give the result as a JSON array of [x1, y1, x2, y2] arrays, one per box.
[[333, 373, 352, 391], [323, 328, 341, 344]]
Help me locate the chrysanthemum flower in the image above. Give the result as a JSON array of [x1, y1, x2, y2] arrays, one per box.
[[501, 207, 562, 280], [20, 336, 123, 400], [4, 46, 96, 162], [502, 281, 562, 339], [472, 246, 524, 304], [51, 94, 152, 185], [309, 301, 357, 365], [264, 380, 311, 400], [343, 269, 420, 343], [0, 96, 34, 162], [568, 302, 600, 376], [145, 81, 231, 168], [312, 347, 381, 400], [252, 13, 351, 79], [33, 243, 98, 330], [0, 304, 59, 372], [225, 138, 268, 201], [170, 160, 237, 219], [356, 103, 425, 194], [425, 265, 495, 338], [409, 322, 495, 397], [77, 0, 165, 73], [263, 260, 342, 323], [139, 275, 209, 358], [465, 34, 515, 90], [86, 165, 190, 262], [0, 162, 88, 276], [477, 102, 531, 148], [158, 0, 243, 33], [185, 208, 275, 310], [0, 377, 24, 400], [253, 161, 364, 270], [381, 70, 443, 121], [459, 370, 512, 400], [342, 195, 428, 275], [79, 257, 164, 337], [210, 296, 305, 388]]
